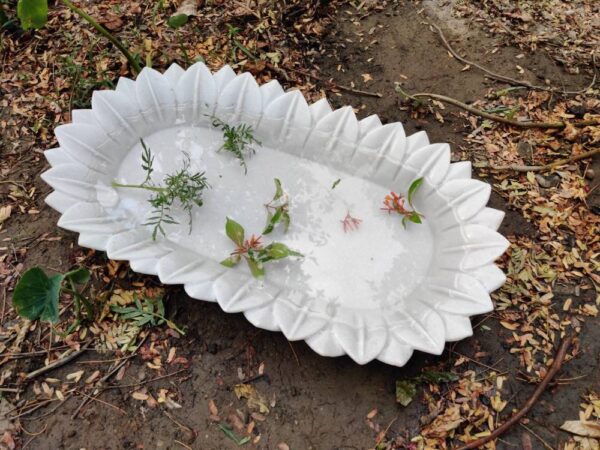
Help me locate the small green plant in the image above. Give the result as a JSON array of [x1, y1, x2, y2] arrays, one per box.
[[396, 370, 458, 407], [381, 177, 425, 227], [166, 10, 191, 67], [16, 0, 141, 74], [59, 54, 114, 109], [211, 117, 261, 173], [12, 267, 92, 326], [226, 23, 257, 62], [221, 218, 302, 278], [219, 423, 251, 446], [112, 139, 210, 240], [263, 178, 290, 235], [110, 294, 185, 335]]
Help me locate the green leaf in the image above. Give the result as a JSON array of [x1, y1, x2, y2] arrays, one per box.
[[266, 242, 290, 259], [287, 248, 303, 257], [417, 371, 459, 384], [407, 177, 424, 205], [17, 0, 48, 30], [221, 256, 240, 268], [408, 212, 422, 224], [218, 423, 248, 445], [395, 379, 417, 407], [12, 268, 62, 323], [262, 208, 283, 235], [273, 178, 283, 199], [282, 211, 290, 233], [167, 13, 188, 29], [225, 217, 245, 246], [64, 267, 90, 285], [331, 178, 341, 190], [245, 257, 264, 278]]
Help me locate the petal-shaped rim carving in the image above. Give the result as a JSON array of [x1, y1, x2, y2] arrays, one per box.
[[42, 63, 509, 367]]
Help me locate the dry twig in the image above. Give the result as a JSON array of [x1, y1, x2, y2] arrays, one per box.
[[477, 147, 600, 173], [430, 23, 597, 95], [396, 87, 600, 129], [25, 341, 92, 380], [454, 335, 574, 450]]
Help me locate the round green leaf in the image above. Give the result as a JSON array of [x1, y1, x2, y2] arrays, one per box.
[[12, 268, 62, 323], [17, 0, 48, 30], [64, 267, 91, 284], [167, 13, 188, 29]]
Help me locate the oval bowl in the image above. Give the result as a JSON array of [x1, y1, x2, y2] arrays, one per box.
[[42, 63, 509, 366]]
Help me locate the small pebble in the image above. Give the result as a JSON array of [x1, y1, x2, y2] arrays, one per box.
[[585, 168, 595, 180], [535, 174, 560, 188]]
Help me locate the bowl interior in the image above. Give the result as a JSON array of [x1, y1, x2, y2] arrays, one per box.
[[105, 125, 436, 312]]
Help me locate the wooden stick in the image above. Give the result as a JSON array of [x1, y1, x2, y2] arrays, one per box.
[[76, 390, 127, 415], [396, 87, 600, 129], [104, 368, 188, 389], [25, 341, 91, 380], [477, 147, 600, 173], [454, 335, 574, 450], [430, 23, 597, 95]]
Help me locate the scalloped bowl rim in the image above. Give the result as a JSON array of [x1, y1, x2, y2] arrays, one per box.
[[41, 63, 510, 366]]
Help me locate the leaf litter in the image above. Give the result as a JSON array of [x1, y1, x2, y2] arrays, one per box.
[[1, 0, 599, 448]]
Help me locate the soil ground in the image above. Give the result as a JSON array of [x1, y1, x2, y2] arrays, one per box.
[[1, 1, 599, 449]]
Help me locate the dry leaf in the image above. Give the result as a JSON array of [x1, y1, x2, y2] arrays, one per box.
[[561, 420, 600, 438], [0, 206, 11, 224], [175, 0, 199, 16], [234, 384, 270, 414], [208, 399, 218, 416], [66, 370, 84, 382], [132, 391, 149, 401]]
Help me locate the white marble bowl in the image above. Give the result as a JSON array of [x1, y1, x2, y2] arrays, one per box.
[[42, 63, 509, 366]]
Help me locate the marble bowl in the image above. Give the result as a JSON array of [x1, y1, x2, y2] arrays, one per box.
[[42, 63, 509, 366]]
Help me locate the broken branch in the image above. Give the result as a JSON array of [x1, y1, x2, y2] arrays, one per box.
[[477, 147, 600, 173], [454, 335, 574, 450], [395, 86, 600, 129], [25, 341, 92, 380], [430, 23, 597, 95]]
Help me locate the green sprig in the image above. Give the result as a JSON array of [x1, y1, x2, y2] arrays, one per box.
[[211, 116, 261, 173], [112, 139, 210, 240], [263, 178, 290, 235], [111, 294, 186, 335]]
